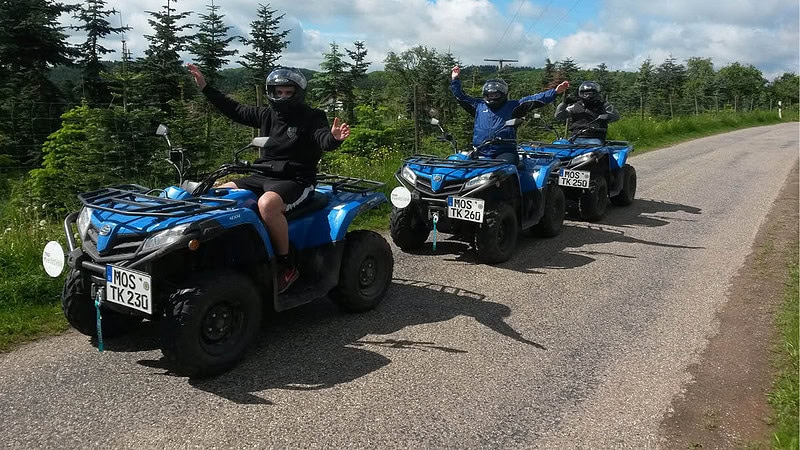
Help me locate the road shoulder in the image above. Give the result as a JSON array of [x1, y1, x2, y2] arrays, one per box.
[[660, 162, 799, 448]]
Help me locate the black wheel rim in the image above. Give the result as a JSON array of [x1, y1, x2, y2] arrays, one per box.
[[497, 212, 515, 250], [200, 302, 244, 354], [358, 255, 384, 297]]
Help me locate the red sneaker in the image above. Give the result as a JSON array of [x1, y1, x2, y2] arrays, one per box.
[[277, 265, 299, 294]]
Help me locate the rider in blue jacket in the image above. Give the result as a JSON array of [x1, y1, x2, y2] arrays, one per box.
[[451, 65, 569, 164]]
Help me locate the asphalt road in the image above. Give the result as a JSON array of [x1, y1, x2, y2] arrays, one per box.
[[1, 123, 797, 449]]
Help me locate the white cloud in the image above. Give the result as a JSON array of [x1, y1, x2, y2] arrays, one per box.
[[60, 0, 797, 81]]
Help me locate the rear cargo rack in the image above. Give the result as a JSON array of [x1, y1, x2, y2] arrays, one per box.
[[519, 140, 630, 149], [402, 155, 510, 169], [316, 174, 385, 195], [78, 184, 237, 217]]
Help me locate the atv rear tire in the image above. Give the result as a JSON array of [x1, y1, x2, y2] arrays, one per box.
[[160, 271, 261, 377], [610, 164, 637, 206], [531, 184, 565, 238], [390, 205, 428, 250], [578, 175, 609, 222], [330, 230, 394, 312], [475, 203, 519, 264], [62, 269, 143, 338]]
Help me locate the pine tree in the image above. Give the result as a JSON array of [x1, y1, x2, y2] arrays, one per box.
[[555, 58, 581, 86], [655, 55, 687, 118], [190, 1, 238, 88], [0, 0, 78, 167], [138, 0, 193, 109], [635, 58, 654, 119], [71, 0, 130, 105], [683, 57, 715, 114], [316, 42, 350, 118], [592, 63, 615, 100], [239, 3, 291, 97], [343, 41, 371, 123], [539, 58, 557, 89]]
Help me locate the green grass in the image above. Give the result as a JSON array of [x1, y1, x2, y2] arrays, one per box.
[[0, 202, 69, 351], [768, 257, 799, 450], [608, 110, 796, 153]]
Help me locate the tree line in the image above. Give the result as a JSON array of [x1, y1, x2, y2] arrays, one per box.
[[1, 0, 797, 210]]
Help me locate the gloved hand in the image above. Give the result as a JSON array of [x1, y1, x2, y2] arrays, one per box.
[[566, 102, 585, 114]]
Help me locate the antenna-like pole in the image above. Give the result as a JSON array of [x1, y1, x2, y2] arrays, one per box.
[[484, 58, 519, 70]]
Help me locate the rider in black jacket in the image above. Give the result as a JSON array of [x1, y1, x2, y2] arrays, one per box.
[[188, 64, 350, 293], [554, 81, 620, 144]]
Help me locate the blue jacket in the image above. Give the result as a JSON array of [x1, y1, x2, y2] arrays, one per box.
[[451, 79, 558, 158]]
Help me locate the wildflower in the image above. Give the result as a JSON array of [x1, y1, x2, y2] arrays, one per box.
[[39, 219, 47, 227]]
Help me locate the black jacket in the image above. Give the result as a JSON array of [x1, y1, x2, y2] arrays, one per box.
[[203, 86, 342, 182], [554, 98, 620, 141]]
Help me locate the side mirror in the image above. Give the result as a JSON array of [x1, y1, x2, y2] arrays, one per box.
[[156, 124, 169, 136], [250, 137, 269, 148], [429, 118, 440, 126], [504, 118, 523, 127]]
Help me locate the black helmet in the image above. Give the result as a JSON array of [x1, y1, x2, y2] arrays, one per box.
[[482, 78, 509, 109], [266, 67, 307, 112], [578, 81, 601, 104]]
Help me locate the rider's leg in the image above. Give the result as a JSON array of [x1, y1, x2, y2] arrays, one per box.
[[257, 191, 289, 255], [257, 191, 299, 293]]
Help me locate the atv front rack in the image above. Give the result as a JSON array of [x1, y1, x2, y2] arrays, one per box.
[[403, 155, 510, 169], [316, 174, 385, 195], [78, 184, 237, 217]]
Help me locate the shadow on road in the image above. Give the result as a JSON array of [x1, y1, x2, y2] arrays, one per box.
[[401, 197, 704, 274], [139, 278, 545, 403]]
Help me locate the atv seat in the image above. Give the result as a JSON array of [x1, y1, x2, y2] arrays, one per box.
[[285, 191, 329, 221]]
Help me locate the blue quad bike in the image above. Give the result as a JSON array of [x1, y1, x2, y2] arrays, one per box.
[[518, 120, 637, 222], [42, 125, 394, 377], [389, 102, 566, 264]]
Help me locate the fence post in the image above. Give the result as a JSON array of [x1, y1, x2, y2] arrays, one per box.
[[778, 100, 782, 119]]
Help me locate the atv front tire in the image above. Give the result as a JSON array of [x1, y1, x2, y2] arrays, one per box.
[[475, 203, 519, 264], [578, 175, 609, 222], [160, 271, 261, 377], [390, 205, 428, 250], [610, 164, 637, 206], [330, 230, 394, 312], [62, 269, 142, 338], [531, 184, 565, 237]]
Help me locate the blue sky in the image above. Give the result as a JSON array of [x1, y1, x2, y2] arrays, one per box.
[[70, 0, 799, 81]]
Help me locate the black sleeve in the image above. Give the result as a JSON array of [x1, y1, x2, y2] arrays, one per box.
[[202, 86, 270, 130], [309, 109, 342, 152]]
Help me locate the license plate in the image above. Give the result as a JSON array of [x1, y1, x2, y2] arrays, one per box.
[[105, 265, 152, 314], [558, 168, 590, 188], [447, 196, 484, 223]]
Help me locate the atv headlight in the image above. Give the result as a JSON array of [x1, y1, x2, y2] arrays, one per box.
[[401, 165, 417, 184], [465, 172, 494, 189], [569, 153, 594, 167], [142, 223, 191, 252], [76, 207, 93, 240]]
